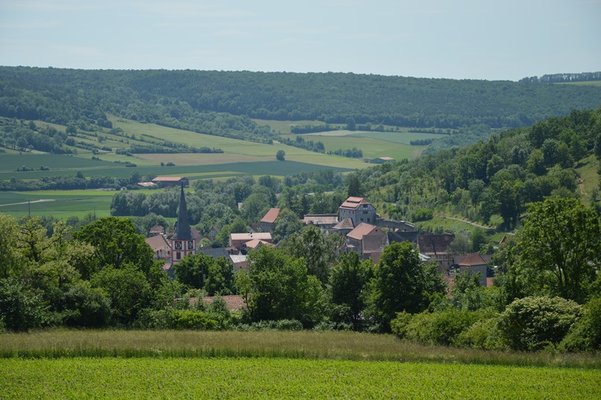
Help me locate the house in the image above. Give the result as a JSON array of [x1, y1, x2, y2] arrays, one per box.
[[259, 208, 280, 232], [148, 225, 165, 236], [151, 176, 188, 188], [229, 232, 273, 251], [303, 214, 339, 230], [145, 233, 171, 260], [346, 223, 388, 261], [418, 233, 455, 270], [332, 217, 354, 236], [338, 196, 377, 226], [456, 253, 489, 286], [229, 254, 249, 271]]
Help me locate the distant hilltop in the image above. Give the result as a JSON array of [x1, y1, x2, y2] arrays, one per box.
[[520, 71, 601, 83]]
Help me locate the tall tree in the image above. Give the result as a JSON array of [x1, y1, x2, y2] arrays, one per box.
[[504, 197, 601, 303], [329, 252, 373, 326]]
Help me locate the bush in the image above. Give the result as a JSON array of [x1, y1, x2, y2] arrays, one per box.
[[403, 310, 484, 346], [498, 296, 581, 351], [560, 297, 601, 352], [390, 312, 413, 339], [0, 278, 51, 331], [134, 309, 174, 329], [171, 310, 219, 330], [312, 321, 352, 331], [456, 317, 505, 350]]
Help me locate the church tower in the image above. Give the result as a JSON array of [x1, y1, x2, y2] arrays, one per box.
[[171, 182, 195, 263]]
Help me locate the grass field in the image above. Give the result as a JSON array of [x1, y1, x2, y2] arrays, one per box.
[[0, 190, 120, 218], [576, 154, 600, 203], [1, 330, 599, 368], [279, 129, 446, 160], [2, 357, 599, 399], [111, 117, 366, 169]]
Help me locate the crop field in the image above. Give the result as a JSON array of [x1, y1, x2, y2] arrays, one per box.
[[0, 190, 119, 218], [1, 159, 355, 181], [111, 117, 366, 169], [280, 130, 447, 160], [1, 357, 600, 399]]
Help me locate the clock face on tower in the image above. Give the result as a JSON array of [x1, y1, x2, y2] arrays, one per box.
[[174, 241, 182, 250], [188, 241, 194, 250]]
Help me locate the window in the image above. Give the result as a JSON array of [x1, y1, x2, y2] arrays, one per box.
[[176, 252, 181, 260]]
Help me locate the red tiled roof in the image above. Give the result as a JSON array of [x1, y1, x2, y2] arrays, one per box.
[[145, 234, 171, 252], [340, 196, 370, 209], [244, 239, 273, 249], [333, 218, 354, 230], [347, 223, 377, 240], [260, 208, 280, 224], [458, 253, 488, 267], [202, 295, 246, 311], [152, 176, 184, 182]]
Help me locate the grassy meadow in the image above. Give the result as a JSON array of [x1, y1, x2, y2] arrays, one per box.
[[2, 357, 600, 400]]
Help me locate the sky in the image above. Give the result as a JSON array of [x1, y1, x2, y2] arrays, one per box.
[[0, 0, 599, 81]]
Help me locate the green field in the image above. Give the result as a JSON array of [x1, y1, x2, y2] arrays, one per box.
[[0, 190, 120, 218], [111, 117, 366, 169], [1, 357, 599, 399], [280, 129, 446, 160]]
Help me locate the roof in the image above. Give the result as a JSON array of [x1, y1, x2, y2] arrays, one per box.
[[418, 233, 455, 254], [199, 247, 229, 258], [229, 254, 248, 264], [230, 232, 272, 241], [244, 239, 273, 249], [362, 233, 388, 253], [152, 176, 184, 182], [378, 157, 394, 161], [202, 295, 246, 311], [260, 208, 280, 224], [303, 214, 339, 225], [333, 218, 354, 230], [339, 196, 371, 210], [149, 225, 164, 234], [458, 253, 488, 267], [347, 223, 377, 240], [137, 181, 157, 187], [145, 234, 171, 252]]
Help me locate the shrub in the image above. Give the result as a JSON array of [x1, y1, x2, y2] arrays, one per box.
[[560, 297, 601, 352], [498, 296, 581, 351], [0, 278, 51, 331], [134, 309, 174, 329], [456, 317, 505, 350], [404, 310, 484, 346], [390, 312, 413, 339], [171, 310, 219, 330]]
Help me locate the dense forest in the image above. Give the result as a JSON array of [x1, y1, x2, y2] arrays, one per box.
[[2, 67, 601, 140], [355, 108, 601, 229]]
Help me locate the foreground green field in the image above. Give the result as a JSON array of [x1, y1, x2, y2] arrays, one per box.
[[1, 357, 599, 399]]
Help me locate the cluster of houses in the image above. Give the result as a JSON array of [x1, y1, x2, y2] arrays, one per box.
[[145, 185, 492, 288]]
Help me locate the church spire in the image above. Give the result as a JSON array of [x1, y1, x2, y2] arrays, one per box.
[[173, 182, 192, 240]]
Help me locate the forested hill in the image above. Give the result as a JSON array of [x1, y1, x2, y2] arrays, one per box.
[[356, 107, 601, 230], [1, 67, 601, 134]]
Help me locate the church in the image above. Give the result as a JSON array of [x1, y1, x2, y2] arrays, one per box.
[[145, 183, 198, 274]]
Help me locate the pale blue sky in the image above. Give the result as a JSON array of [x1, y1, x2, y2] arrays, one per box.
[[0, 0, 599, 80]]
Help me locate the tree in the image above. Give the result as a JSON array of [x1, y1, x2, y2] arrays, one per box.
[[280, 225, 342, 284], [90, 264, 152, 324], [506, 197, 601, 303], [173, 253, 213, 289], [0, 214, 21, 278], [74, 217, 154, 275], [367, 242, 445, 330], [272, 208, 303, 241], [0, 277, 50, 331], [329, 252, 373, 326], [240, 246, 325, 325], [276, 150, 285, 161], [347, 174, 363, 197]]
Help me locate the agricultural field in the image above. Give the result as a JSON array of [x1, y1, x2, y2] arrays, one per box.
[[110, 117, 366, 169], [1, 357, 600, 400], [279, 129, 447, 160], [0, 190, 118, 218]]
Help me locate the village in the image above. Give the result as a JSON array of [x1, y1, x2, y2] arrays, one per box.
[[145, 182, 494, 299]]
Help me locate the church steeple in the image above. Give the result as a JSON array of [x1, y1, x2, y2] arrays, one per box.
[[173, 182, 192, 240], [170, 181, 195, 264]]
